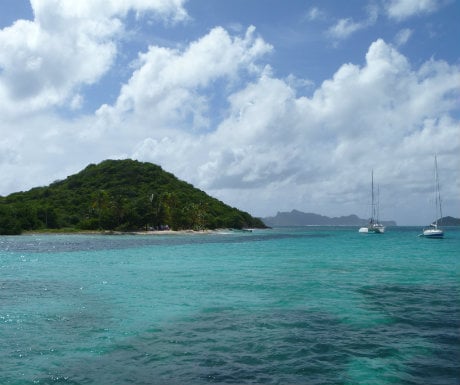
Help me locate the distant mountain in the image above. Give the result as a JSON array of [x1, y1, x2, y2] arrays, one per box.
[[0, 159, 266, 235], [438, 216, 460, 226], [262, 209, 397, 227]]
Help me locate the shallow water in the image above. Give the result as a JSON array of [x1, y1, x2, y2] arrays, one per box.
[[1, 227, 459, 384]]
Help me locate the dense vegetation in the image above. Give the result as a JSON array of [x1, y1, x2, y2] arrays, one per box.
[[0, 159, 266, 235]]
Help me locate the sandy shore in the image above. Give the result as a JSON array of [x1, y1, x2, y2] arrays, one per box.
[[22, 228, 260, 236], [23, 229, 230, 236], [130, 229, 220, 235]]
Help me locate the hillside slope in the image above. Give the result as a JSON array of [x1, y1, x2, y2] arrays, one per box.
[[0, 159, 265, 234]]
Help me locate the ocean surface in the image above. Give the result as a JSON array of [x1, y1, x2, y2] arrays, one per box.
[[1, 227, 459, 385]]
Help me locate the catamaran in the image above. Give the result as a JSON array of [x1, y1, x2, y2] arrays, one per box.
[[421, 155, 444, 238], [359, 170, 385, 234]]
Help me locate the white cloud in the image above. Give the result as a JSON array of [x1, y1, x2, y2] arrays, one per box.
[[0, 0, 188, 116], [306, 7, 325, 21], [96, 25, 273, 132], [394, 28, 413, 46], [327, 4, 378, 40], [328, 18, 363, 40], [385, 0, 440, 20], [30, 0, 189, 24]]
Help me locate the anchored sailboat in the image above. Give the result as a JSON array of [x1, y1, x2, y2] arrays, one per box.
[[359, 170, 385, 234], [421, 155, 444, 238]]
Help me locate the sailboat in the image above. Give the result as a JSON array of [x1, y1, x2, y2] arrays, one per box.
[[359, 170, 385, 234], [421, 155, 444, 238]]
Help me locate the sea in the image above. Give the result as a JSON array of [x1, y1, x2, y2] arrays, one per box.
[[1, 226, 459, 385]]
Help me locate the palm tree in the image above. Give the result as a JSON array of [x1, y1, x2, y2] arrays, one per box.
[[91, 190, 110, 229]]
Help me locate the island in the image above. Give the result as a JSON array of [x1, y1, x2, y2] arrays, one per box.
[[262, 209, 397, 227], [0, 159, 266, 235], [437, 216, 460, 226]]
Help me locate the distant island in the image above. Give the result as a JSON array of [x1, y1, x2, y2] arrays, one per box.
[[437, 216, 460, 226], [0, 159, 266, 235], [262, 210, 397, 227]]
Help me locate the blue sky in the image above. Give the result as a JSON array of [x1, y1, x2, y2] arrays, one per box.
[[0, 0, 459, 225]]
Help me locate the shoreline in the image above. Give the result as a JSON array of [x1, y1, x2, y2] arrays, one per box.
[[22, 228, 241, 236]]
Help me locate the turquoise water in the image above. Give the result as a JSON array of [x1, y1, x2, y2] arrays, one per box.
[[1, 227, 459, 384]]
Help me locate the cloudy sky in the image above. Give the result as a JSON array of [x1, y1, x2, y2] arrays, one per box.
[[0, 0, 459, 225]]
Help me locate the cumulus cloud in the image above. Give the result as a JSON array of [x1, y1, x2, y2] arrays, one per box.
[[95, 25, 272, 133], [30, 0, 188, 22], [385, 0, 440, 20], [0, 0, 187, 115]]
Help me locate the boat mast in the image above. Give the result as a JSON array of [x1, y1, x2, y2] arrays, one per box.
[[434, 154, 443, 226], [371, 170, 375, 224]]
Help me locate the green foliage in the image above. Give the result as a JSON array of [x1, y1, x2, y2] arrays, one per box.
[[0, 206, 22, 235], [0, 159, 266, 234]]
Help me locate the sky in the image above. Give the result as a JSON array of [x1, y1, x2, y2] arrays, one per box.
[[0, 0, 459, 225]]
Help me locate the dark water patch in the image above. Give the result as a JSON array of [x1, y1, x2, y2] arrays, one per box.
[[358, 284, 460, 384], [0, 231, 329, 254], [4, 296, 459, 384], [0, 279, 80, 304], [0, 278, 116, 380], [22, 309, 352, 384]]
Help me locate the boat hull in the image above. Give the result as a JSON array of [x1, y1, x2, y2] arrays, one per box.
[[358, 224, 385, 234], [422, 228, 444, 238], [369, 225, 385, 234]]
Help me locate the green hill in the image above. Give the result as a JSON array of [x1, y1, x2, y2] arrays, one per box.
[[0, 159, 266, 235]]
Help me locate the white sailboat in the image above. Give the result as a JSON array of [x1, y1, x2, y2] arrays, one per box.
[[359, 170, 385, 234], [421, 155, 444, 238]]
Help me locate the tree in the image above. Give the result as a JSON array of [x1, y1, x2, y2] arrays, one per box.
[[37, 205, 59, 228], [182, 202, 207, 231], [91, 190, 111, 229]]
